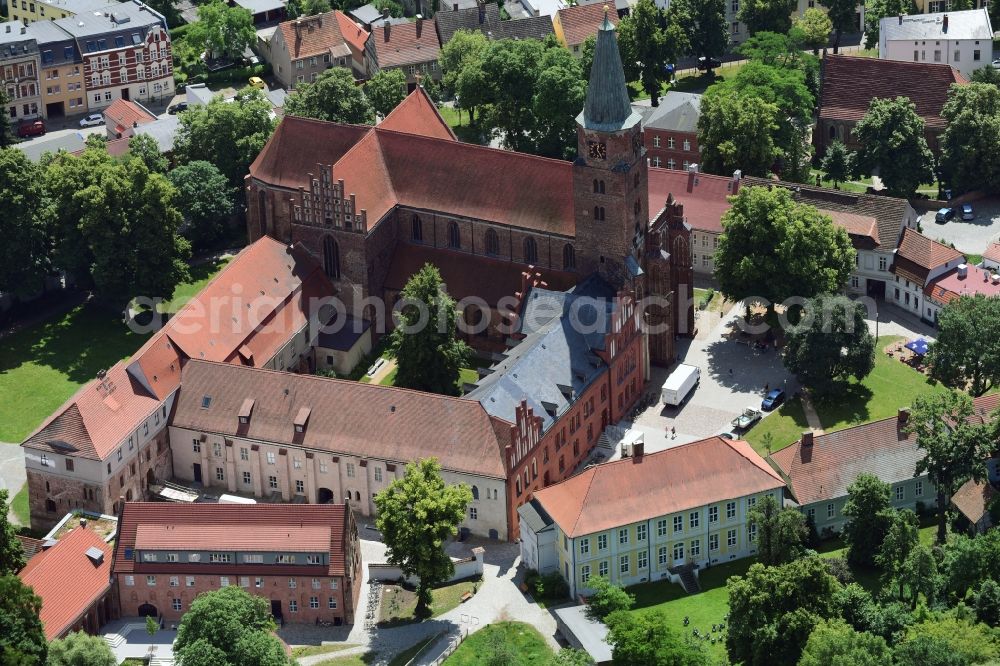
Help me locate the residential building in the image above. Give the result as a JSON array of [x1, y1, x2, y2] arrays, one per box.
[[634, 92, 701, 171], [112, 503, 362, 624], [924, 261, 1000, 323], [1, 22, 43, 122], [950, 394, 1000, 533], [347, 3, 384, 27], [523, 436, 786, 598], [230, 0, 286, 25], [29, 19, 87, 118], [879, 9, 993, 79], [770, 409, 939, 535], [18, 524, 115, 640], [102, 96, 155, 138], [553, 3, 617, 56], [266, 11, 356, 90], [743, 176, 919, 299], [980, 241, 1000, 271], [365, 17, 440, 92], [519, 498, 558, 574], [817, 55, 965, 156], [335, 10, 369, 76], [889, 227, 965, 322], [647, 166, 739, 276], [914, 0, 989, 13], [435, 2, 554, 46], [725, 0, 746, 44], [54, 0, 174, 112], [7, 0, 108, 26]]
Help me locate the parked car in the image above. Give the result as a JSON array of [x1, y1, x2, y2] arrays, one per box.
[[935, 207, 955, 224], [761, 388, 785, 411], [79, 113, 104, 127], [732, 407, 763, 431], [16, 119, 45, 137], [993, 57, 1000, 69], [248, 76, 265, 89], [697, 56, 722, 71], [167, 102, 188, 115], [961, 203, 974, 221]]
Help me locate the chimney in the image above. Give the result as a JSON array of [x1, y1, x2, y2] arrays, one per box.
[[801, 431, 814, 447], [416, 14, 423, 36], [943, 13, 948, 31], [958, 263, 968, 279], [80, 517, 88, 529], [20, 26, 26, 34], [731, 169, 741, 194], [382, 7, 389, 17], [898, 408, 910, 428], [453, 2, 458, 9], [686, 163, 699, 192], [898, 14, 903, 24]]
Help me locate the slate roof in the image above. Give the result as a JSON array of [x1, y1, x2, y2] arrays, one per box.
[[170, 360, 509, 479], [881, 8, 993, 42], [743, 176, 915, 251], [769, 416, 924, 506], [648, 168, 738, 234], [276, 11, 351, 60], [891, 227, 965, 284], [533, 436, 785, 537], [114, 503, 354, 577], [819, 55, 966, 131], [635, 92, 701, 133], [495, 15, 554, 40], [316, 314, 371, 351], [557, 2, 617, 46], [53, 1, 164, 39], [371, 19, 440, 69], [466, 280, 617, 432], [348, 3, 382, 25], [18, 527, 112, 640], [131, 114, 179, 152], [518, 498, 555, 534]]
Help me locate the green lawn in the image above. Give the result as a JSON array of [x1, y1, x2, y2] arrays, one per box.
[[0, 259, 234, 444], [436, 105, 485, 144], [629, 558, 755, 663], [10, 483, 30, 526], [291, 644, 358, 658], [157, 256, 232, 314], [378, 579, 478, 626], [808, 168, 871, 194], [745, 396, 810, 455], [444, 622, 553, 665], [376, 366, 480, 394], [378, 367, 398, 387], [314, 635, 438, 666], [816, 525, 938, 593]]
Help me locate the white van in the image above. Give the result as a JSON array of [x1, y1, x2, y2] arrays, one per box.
[[661, 364, 700, 406]]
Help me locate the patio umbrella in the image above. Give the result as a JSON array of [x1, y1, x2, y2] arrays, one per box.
[[904, 338, 930, 356]]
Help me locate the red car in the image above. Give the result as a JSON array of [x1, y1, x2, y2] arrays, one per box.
[[17, 119, 46, 138]]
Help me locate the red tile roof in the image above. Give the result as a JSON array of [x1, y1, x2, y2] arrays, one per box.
[[378, 85, 456, 140], [371, 19, 440, 69], [19, 527, 112, 640], [820, 55, 966, 131], [533, 436, 785, 538], [647, 168, 736, 234], [250, 115, 371, 191], [983, 241, 1000, 265], [825, 210, 880, 247], [15, 535, 45, 562], [557, 3, 619, 47], [335, 10, 369, 56], [102, 98, 156, 135], [277, 11, 351, 60], [114, 503, 354, 577], [170, 360, 510, 479], [951, 478, 997, 526], [925, 263, 1000, 305], [892, 227, 965, 284], [383, 243, 578, 305]]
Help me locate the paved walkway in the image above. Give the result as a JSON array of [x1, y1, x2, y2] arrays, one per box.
[[800, 394, 825, 434]]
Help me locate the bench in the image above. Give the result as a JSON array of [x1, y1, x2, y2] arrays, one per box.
[[460, 591, 474, 603]]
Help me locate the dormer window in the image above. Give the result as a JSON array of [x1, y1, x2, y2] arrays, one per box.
[[294, 406, 311, 434], [238, 398, 255, 425]]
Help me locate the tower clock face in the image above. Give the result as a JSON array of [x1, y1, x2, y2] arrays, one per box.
[[588, 141, 607, 160]]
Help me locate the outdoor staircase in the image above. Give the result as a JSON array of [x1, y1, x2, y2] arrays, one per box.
[[670, 564, 701, 594], [148, 657, 174, 666], [103, 623, 140, 649], [598, 425, 626, 451]]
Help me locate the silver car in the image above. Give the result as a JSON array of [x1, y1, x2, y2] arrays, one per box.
[[79, 113, 104, 127]]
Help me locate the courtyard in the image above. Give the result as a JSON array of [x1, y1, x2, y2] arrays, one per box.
[[918, 196, 1000, 256]]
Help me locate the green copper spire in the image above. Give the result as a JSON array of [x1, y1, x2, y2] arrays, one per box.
[[579, 8, 641, 132]]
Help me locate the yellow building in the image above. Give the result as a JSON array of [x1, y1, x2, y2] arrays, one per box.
[[519, 436, 786, 599], [8, 0, 109, 26]]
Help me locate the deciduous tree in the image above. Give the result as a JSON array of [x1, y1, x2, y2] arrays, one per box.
[[585, 576, 635, 621], [47, 631, 117, 666], [617, 0, 687, 105], [188, 0, 256, 61], [605, 610, 707, 665], [0, 575, 46, 665], [928, 295, 1000, 396], [698, 88, 779, 176], [388, 263, 472, 395], [939, 83, 1000, 194], [479, 38, 545, 153], [821, 0, 859, 52], [714, 186, 855, 311], [970, 64, 1000, 86], [673, 0, 728, 64], [819, 140, 854, 188], [174, 88, 276, 187], [285, 67, 375, 125], [531, 47, 586, 159], [853, 96, 935, 197], [0, 149, 50, 299], [842, 473, 893, 568], [174, 586, 291, 666], [736, 0, 796, 35], [365, 69, 407, 119], [127, 134, 168, 174], [892, 633, 967, 666], [799, 619, 893, 666], [0, 89, 14, 147], [876, 509, 919, 600], [783, 294, 875, 395], [726, 556, 840, 666], [168, 161, 233, 249], [974, 579, 1000, 627], [908, 391, 990, 543], [0, 490, 24, 577], [792, 8, 832, 53], [747, 493, 808, 565], [373, 458, 472, 617], [900, 614, 1000, 664], [440, 30, 489, 96], [863, 0, 916, 49]]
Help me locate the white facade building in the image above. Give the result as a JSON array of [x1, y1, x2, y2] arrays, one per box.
[[879, 9, 993, 79]]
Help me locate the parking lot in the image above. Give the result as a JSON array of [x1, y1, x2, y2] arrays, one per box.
[[919, 197, 1000, 254]]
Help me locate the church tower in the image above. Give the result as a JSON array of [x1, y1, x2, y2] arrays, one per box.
[[573, 10, 647, 286]]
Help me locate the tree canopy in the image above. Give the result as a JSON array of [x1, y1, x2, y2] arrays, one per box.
[[792, 8, 833, 53], [47, 631, 117, 666], [0, 490, 25, 577], [863, 0, 917, 48], [373, 458, 472, 616], [168, 160, 233, 250], [174, 586, 291, 666], [819, 140, 854, 189], [285, 67, 375, 125], [0, 88, 13, 147], [842, 473, 893, 568], [747, 493, 808, 565], [605, 610, 707, 665], [820, 0, 859, 52], [853, 96, 935, 197], [127, 134, 168, 174], [799, 619, 893, 666], [783, 294, 875, 395], [0, 575, 46, 666], [617, 0, 688, 106], [188, 0, 256, 61], [927, 293, 1000, 396], [939, 82, 1000, 194], [388, 263, 472, 395], [0, 148, 51, 299], [697, 86, 780, 176], [714, 186, 855, 308], [585, 576, 635, 621], [672, 0, 728, 62], [365, 69, 407, 119], [736, 0, 797, 35]]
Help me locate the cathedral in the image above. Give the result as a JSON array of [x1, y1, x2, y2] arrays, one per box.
[[245, 13, 693, 365]]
